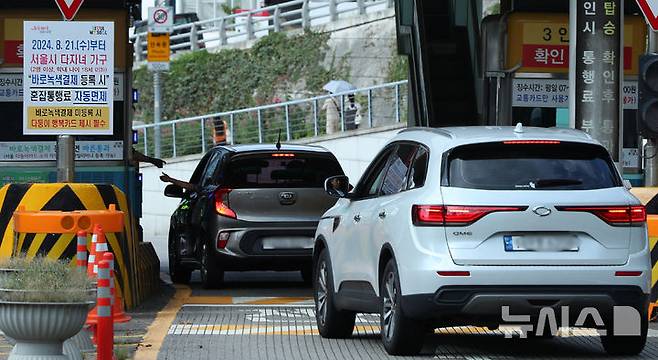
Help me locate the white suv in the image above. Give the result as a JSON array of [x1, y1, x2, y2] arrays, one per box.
[[312, 126, 650, 356]]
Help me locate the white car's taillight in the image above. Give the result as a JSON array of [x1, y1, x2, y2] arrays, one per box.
[[556, 205, 646, 226], [412, 205, 527, 226]]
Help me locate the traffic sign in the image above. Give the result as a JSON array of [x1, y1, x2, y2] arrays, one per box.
[[54, 0, 85, 21], [148, 7, 174, 34], [637, 0, 658, 31], [148, 33, 170, 71]]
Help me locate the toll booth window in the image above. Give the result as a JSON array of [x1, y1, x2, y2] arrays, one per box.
[[512, 107, 557, 127]]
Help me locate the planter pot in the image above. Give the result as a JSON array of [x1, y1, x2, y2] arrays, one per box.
[[0, 299, 94, 360]]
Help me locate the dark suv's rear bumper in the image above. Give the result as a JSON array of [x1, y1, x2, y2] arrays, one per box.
[[401, 285, 649, 326], [208, 218, 318, 271]]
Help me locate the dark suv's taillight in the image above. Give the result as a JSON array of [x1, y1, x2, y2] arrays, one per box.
[[214, 188, 237, 219], [556, 205, 646, 226], [412, 205, 527, 226]]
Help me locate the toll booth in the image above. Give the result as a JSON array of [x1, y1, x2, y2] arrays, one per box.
[[482, 10, 647, 182], [0, 0, 143, 217]]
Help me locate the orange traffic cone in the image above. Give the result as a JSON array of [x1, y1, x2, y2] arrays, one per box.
[[86, 224, 100, 277], [87, 252, 131, 325]]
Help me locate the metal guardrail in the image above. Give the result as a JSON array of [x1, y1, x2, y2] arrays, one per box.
[[131, 0, 395, 61], [133, 80, 408, 158]]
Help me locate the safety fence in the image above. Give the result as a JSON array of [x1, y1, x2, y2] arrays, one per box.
[[131, 0, 394, 61], [133, 80, 408, 158]]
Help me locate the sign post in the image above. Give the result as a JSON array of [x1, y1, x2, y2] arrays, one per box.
[[147, 6, 172, 158], [637, 0, 658, 184], [569, 0, 623, 163]]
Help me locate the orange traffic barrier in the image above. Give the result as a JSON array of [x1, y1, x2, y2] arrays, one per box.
[[13, 204, 123, 234], [648, 215, 658, 321]]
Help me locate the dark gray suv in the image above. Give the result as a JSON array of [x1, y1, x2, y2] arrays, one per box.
[[166, 144, 345, 288]]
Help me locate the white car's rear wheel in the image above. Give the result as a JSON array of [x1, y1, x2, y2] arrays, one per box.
[[380, 259, 424, 355]]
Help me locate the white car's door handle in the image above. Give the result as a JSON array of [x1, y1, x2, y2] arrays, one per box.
[[353, 214, 361, 222], [378, 211, 386, 219]]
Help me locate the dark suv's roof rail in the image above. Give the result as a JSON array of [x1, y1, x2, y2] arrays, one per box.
[[398, 127, 455, 139]]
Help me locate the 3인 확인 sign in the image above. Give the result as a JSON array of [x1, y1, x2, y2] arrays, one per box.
[[23, 21, 114, 135]]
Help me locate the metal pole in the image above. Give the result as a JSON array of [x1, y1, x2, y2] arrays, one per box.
[[329, 0, 338, 22], [153, 71, 162, 158], [143, 129, 148, 155], [190, 24, 198, 51], [367, 89, 373, 127], [357, 0, 366, 15], [395, 84, 400, 123], [56, 135, 75, 182], [571, 0, 622, 162], [230, 113, 235, 144], [313, 99, 319, 136], [247, 12, 255, 40], [219, 18, 227, 45], [302, 1, 310, 30], [274, 7, 281, 32], [568, 0, 577, 128], [201, 118, 206, 153], [257, 110, 263, 143], [172, 123, 177, 157], [340, 95, 345, 131], [645, 29, 658, 185], [285, 105, 291, 141], [135, 34, 142, 62]]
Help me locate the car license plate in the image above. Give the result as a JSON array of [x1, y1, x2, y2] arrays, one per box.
[[504, 235, 579, 252], [262, 237, 314, 250]]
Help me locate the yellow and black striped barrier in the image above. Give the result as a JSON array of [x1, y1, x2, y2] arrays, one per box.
[[0, 183, 159, 309], [631, 188, 658, 319]]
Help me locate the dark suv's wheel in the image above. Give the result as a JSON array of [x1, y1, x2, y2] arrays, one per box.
[[168, 230, 191, 284], [314, 249, 355, 338], [600, 305, 648, 355], [200, 243, 224, 289], [381, 259, 424, 355]]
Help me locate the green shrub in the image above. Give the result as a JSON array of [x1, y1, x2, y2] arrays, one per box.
[[133, 31, 349, 124], [0, 256, 94, 303]]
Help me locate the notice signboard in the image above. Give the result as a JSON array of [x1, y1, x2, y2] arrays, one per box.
[[574, 0, 621, 160], [506, 13, 645, 75], [23, 21, 114, 135], [512, 78, 637, 109]]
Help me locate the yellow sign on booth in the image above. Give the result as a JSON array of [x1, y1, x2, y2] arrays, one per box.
[[147, 32, 169, 63], [506, 13, 647, 75]]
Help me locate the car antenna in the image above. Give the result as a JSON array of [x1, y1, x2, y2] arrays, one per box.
[[276, 129, 282, 151]]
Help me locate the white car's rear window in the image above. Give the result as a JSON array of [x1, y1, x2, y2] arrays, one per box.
[[445, 142, 621, 190]]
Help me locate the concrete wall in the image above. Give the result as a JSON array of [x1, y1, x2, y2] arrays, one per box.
[[141, 124, 404, 265]]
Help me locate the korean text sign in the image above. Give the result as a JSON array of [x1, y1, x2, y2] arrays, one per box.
[[23, 21, 114, 135]]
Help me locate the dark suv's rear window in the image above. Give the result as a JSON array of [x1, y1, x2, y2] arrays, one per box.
[[445, 142, 621, 190], [225, 152, 344, 188]]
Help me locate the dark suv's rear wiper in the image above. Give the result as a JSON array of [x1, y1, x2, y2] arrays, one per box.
[[534, 178, 583, 188]]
